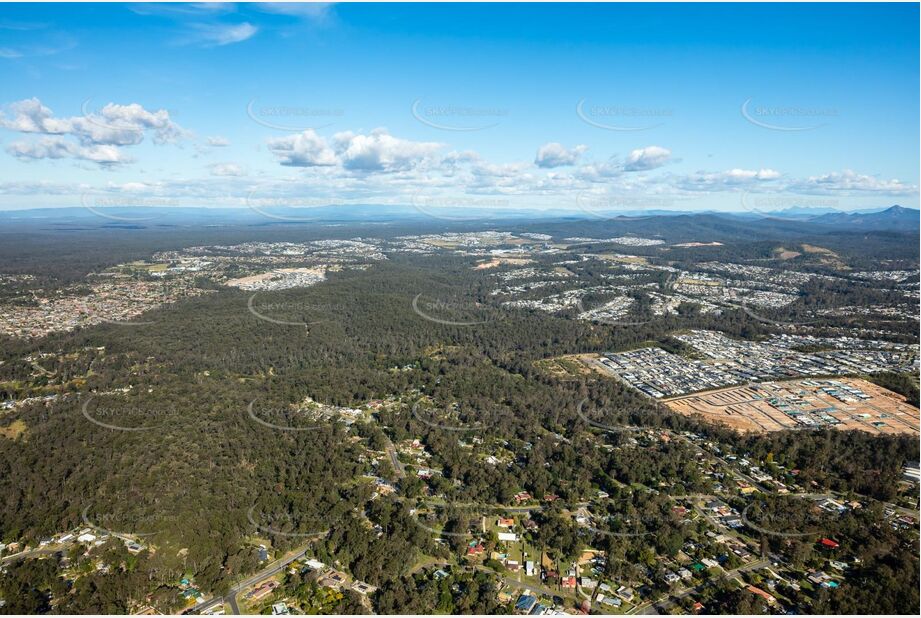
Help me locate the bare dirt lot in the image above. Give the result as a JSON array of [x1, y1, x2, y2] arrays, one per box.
[[664, 378, 920, 435]]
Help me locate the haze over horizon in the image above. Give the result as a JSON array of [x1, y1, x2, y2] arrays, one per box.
[[1, 2, 918, 215]]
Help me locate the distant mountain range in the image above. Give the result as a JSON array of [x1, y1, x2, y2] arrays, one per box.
[[804, 205, 920, 231], [0, 203, 917, 232]]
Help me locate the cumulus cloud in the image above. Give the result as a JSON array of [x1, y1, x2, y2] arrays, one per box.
[[334, 129, 443, 172], [0, 97, 184, 166], [534, 142, 587, 168], [206, 135, 230, 147], [623, 145, 671, 171], [267, 129, 338, 167], [268, 128, 443, 173]]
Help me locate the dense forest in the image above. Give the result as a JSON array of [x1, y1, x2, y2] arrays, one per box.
[[0, 218, 917, 614]]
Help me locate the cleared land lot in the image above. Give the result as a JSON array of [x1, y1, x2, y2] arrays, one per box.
[[664, 378, 919, 435]]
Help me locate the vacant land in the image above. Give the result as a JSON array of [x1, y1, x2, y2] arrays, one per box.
[[665, 378, 920, 435]]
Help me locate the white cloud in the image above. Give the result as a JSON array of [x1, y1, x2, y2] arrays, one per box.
[[534, 142, 587, 168], [623, 145, 671, 171], [268, 128, 443, 173], [209, 162, 246, 177], [185, 22, 258, 47], [6, 136, 130, 165], [677, 168, 781, 191], [576, 159, 623, 182], [206, 135, 230, 147], [0, 97, 184, 166], [267, 129, 338, 167], [464, 161, 536, 193], [786, 169, 917, 195], [257, 3, 335, 21], [334, 129, 443, 172]]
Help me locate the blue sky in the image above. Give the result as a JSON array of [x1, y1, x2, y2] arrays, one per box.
[[0, 2, 918, 213]]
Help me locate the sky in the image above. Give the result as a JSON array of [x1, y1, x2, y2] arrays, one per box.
[[0, 2, 918, 214]]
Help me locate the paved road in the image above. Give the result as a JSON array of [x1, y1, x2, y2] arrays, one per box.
[[194, 539, 323, 615], [382, 436, 406, 479], [474, 565, 577, 602], [0, 547, 59, 565]]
